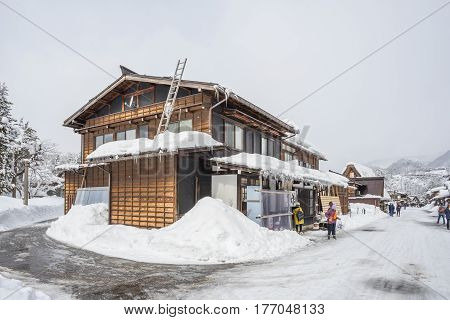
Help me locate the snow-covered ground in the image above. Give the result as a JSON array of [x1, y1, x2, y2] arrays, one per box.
[[0, 204, 447, 299], [184, 207, 450, 299], [0, 196, 63, 232], [0, 274, 50, 300], [340, 203, 387, 231], [46, 197, 310, 264]]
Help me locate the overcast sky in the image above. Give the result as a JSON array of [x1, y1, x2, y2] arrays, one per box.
[[1, 0, 449, 171]]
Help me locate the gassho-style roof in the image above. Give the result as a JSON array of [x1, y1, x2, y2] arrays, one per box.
[[63, 66, 296, 134]]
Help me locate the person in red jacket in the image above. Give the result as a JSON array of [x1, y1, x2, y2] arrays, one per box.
[[325, 202, 340, 240]]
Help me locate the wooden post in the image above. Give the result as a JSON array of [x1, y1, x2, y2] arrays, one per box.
[[23, 159, 30, 206]]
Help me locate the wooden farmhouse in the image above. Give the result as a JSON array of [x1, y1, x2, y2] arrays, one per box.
[[342, 162, 388, 208], [59, 65, 349, 231]]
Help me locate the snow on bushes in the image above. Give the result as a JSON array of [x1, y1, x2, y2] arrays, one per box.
[[46, 197, 310, 265]]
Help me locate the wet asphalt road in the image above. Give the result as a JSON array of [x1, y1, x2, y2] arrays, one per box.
[[0, 222, 235, 299]]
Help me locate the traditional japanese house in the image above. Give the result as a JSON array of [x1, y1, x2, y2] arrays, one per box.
[[60, 64, 348, 230], [342, 162, 387, 208]]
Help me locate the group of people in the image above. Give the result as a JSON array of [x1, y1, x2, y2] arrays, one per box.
[[437, 202, 450, 230], [292, 201, 339, 239], [388, 202, 403, 217]]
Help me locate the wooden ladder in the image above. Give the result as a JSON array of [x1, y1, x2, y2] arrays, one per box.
[[156, 58, 187, 135]]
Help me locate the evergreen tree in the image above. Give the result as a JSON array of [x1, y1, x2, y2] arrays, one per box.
[[0, 83, 15, 194], [9, 119, 44, 197]]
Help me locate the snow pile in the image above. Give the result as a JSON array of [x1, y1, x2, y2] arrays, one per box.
[[46, 197, 310, 264], [87, 131, 222, 161], [344, 162, 376, 177], [422, 203, 439, 214], [432, 189, 450, 200], [339, 203, 387, 231], [212, 153, 348, 187], [0, 196, 63, 232], [0, 274, 50, 300]]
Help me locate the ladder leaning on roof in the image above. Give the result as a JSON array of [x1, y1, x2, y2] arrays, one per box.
[[156, 58, 187, 135]]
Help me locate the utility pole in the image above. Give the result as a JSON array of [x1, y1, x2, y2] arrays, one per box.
[[23, 159, 30, 206]]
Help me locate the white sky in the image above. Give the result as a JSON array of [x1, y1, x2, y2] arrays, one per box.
[[1, 0, 449, 171]]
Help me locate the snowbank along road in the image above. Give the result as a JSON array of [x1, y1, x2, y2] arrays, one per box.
[[0, 207, 449, 299]]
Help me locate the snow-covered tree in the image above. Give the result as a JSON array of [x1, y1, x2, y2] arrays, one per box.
[[9, 119, 44, 197], [1, 82, 80, 198], [0, 83, 16, 194], [29, 142, 79, 197]]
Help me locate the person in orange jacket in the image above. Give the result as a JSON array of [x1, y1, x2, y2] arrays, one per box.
[[325, 202, 340, 240]]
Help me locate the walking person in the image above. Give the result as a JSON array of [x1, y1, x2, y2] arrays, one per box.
[[292, 202, 305, 234], [445, 203, 450, 230], [396, 202, 401, 217], [326, 202, 340, 240], [389, 203, 394, 217], [437, 205, 446, 225]]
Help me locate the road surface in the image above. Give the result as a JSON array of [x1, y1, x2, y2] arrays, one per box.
[[0, 208, 448, 299], [184, 208, 450, 299]]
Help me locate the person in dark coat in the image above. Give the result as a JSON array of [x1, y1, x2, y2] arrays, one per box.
[[396, 203, 401, 217], [445, 203, 450, 230], [437, 205, 446, 225], [389, 203, 394, 216]]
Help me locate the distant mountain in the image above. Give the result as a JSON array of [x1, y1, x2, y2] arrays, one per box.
[[428, 150, 450, 168], [367, 154, 435, 169], [367, 156, 449, 197], [386, 159, 425, 175]]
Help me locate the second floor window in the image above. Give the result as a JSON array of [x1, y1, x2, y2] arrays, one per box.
[[124, 95, 137, 109], [235, 126, 243, 150], [139, 125, 149, 139], [224, 121, 244, 150], [285, 152, 294, 161], [225, 122, 235, 147], [95, 133, 113, 149], [261, 137, 268, 155], [117, 129, 136, 141], [167, 119, 193, 133]]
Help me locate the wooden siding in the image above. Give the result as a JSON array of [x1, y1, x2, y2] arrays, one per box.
[[81, 94, 211, 162], [110, 156, 177, 229], [63, 167, 109, 213], [64, 171, 82, 214]]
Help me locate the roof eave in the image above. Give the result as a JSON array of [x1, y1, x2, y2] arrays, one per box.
[[63, 74, 296, 134]]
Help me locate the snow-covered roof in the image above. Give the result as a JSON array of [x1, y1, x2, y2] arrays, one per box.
[[431, 189, 450, 200], [55, 162, 108, 172], [344, 162, 376, 177], [426, 186, 446, 195], [349, 194, 383, 200], [282, 119, 327, 160], [87, 131, 222, 161], [211, 153, 348, 187]]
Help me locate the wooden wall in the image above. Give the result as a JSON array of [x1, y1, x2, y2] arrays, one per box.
[[64, 171, 82, 213], [63, 167, 109, 213], [81, 93, 211, 162], [110, 156, 177, 228], [338, 186, 349, 214]]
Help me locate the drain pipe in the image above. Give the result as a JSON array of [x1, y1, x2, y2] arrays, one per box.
[[209, 85, 231, 134]]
